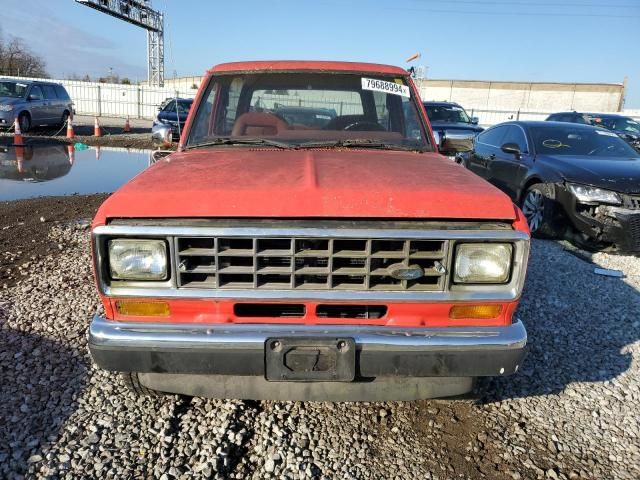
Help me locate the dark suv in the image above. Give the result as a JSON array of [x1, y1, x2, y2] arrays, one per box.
[[423, 101, 483, 157], [0, 79, 73, 132], [152, 98, 193, 139]]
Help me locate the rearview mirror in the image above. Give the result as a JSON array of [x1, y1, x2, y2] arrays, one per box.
[[501, 143, 521, 157], [432, 130, 442, 147], [470, 117, 479, 125]]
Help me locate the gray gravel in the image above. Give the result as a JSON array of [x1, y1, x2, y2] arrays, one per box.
[[1, 225, 639, 479]]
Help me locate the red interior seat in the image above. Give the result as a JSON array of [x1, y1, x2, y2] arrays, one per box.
[[232, 112, 289, 136]]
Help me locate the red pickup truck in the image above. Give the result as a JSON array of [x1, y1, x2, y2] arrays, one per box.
[[89, 61, 530, 401]]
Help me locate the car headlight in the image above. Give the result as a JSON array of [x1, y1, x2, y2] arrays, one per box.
[[454, 243, 512, 284], [108, 239, 167, 280], [0, 105, 13, 112], [567, 183, 621, 205]]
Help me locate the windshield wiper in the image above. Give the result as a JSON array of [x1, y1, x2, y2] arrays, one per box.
[[299, 139, 427, 152], [186, 137, 295, 150]]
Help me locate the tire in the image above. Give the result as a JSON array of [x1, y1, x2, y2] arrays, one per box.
[[520, 183, 563, 238], [18, 112, 31, 133], [121, 372, 162, 397]]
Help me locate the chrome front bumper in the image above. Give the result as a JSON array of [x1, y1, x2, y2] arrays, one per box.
[[89, 315, 527, 378]]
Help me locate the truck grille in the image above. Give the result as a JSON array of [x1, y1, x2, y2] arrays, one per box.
[[175, 237, 448, 291], [622, 195, 640, 210], [628, 216, 640, 250]]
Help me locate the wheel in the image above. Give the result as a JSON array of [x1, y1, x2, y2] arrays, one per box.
[[520, 183, 563, 238], [18, 112, 31, 133], [121, 372, 162, 397]]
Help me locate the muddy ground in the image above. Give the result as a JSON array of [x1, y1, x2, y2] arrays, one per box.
[[0, 195, 108, 289], [0, 117, 167, 151]]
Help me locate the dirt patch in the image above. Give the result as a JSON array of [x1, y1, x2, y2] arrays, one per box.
[[0, 194, 108, 289]]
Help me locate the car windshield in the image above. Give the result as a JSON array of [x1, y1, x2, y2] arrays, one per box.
[[530, 125, 639, 157], [177, 102, 192, 114], [186, 72, 431, 151], [0, 81, 28, 98], [425, 104, 471, 124], [599, 117, 640, 135]]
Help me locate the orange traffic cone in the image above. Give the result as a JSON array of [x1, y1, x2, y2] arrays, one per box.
[[67, 144, 75, 165], [95, 146, 101, 161], [16, 145, 25, 173], [66, 117, 75, 139], [124, 117, 131, 133], [94, 117, 102, 137], [13, 117, 23, 146]]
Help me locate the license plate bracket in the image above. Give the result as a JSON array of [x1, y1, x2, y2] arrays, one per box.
[[265, 337, 356, 382]]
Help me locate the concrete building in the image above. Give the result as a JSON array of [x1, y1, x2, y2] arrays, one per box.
[[415, 79, 625, 113]]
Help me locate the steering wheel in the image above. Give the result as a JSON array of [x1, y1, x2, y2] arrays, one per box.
[[343, 121, 385, 132]]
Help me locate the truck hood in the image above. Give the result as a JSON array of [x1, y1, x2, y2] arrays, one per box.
[[94, 148, 516, 224]]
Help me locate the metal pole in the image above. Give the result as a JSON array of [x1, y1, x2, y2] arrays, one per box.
[[97, 85, 102, 117]]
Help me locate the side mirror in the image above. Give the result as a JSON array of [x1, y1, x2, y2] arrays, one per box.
[[27, 95, 36, 101], [432, 130, 442, 148], [470, 117, 479, 125], [501, 142, 521, 157], [152, 124, 173, 147]]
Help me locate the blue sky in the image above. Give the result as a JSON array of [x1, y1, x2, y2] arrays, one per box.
[[3, 0, 640, 106]]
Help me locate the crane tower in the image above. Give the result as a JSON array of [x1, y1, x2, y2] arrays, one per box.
[[75, 0, 164, 86]]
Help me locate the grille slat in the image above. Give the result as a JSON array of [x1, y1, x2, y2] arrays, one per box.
[[177, 235, 448, 291]]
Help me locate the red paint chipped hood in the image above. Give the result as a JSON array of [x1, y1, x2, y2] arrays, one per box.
[[93, 149, 517, 224]]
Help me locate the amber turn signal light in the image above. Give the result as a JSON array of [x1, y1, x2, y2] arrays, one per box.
[[116, 300, 170, 317], [449, 304, 502, 319]]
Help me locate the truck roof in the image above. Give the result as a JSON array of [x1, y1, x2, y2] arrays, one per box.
[[208, 61, 409, 76]]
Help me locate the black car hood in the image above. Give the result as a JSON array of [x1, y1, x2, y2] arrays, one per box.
[[429, 121, 483, 133], [541, 154, 640, 194]]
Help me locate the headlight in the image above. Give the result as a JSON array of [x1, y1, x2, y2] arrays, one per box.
[[454, 243, 512, 284], [108, 239, 167, 280], [567, 183, 621, 205], [0, 105, 13, 112]]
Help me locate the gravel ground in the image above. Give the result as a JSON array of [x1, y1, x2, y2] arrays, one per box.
[[1, 209, 639, 479]]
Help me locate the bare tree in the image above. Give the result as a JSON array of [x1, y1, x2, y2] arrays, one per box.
[[0, 35, 48, 77]]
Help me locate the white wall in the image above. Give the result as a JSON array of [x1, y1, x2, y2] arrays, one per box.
[[1, 75, 198, 120]]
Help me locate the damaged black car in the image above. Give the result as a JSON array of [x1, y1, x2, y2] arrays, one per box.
[[458, 121, 640, 253]]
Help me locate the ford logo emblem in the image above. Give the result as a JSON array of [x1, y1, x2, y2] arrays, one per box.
[[386, 263, 425, 280]]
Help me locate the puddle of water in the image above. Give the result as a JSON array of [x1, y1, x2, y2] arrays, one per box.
[[0, 144, 153, 201]]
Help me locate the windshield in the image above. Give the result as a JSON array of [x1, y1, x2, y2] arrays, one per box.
[[599, 116, 640, 135], [0, 81, 28, 98], [162, 100, 192, 115], [186, 72, 431, 151], [530, 125, 639, 157], [425, 104, 471, 124]]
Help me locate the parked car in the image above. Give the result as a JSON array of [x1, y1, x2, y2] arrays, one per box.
[[0, 79, 73, 132], [423, 101, 483, 158], [458, 121, 640, 252], [152, 97, 193, 140], [546, 111, 640, 152], [545, 111, 592, 125], [89, 61, 530, 402]]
